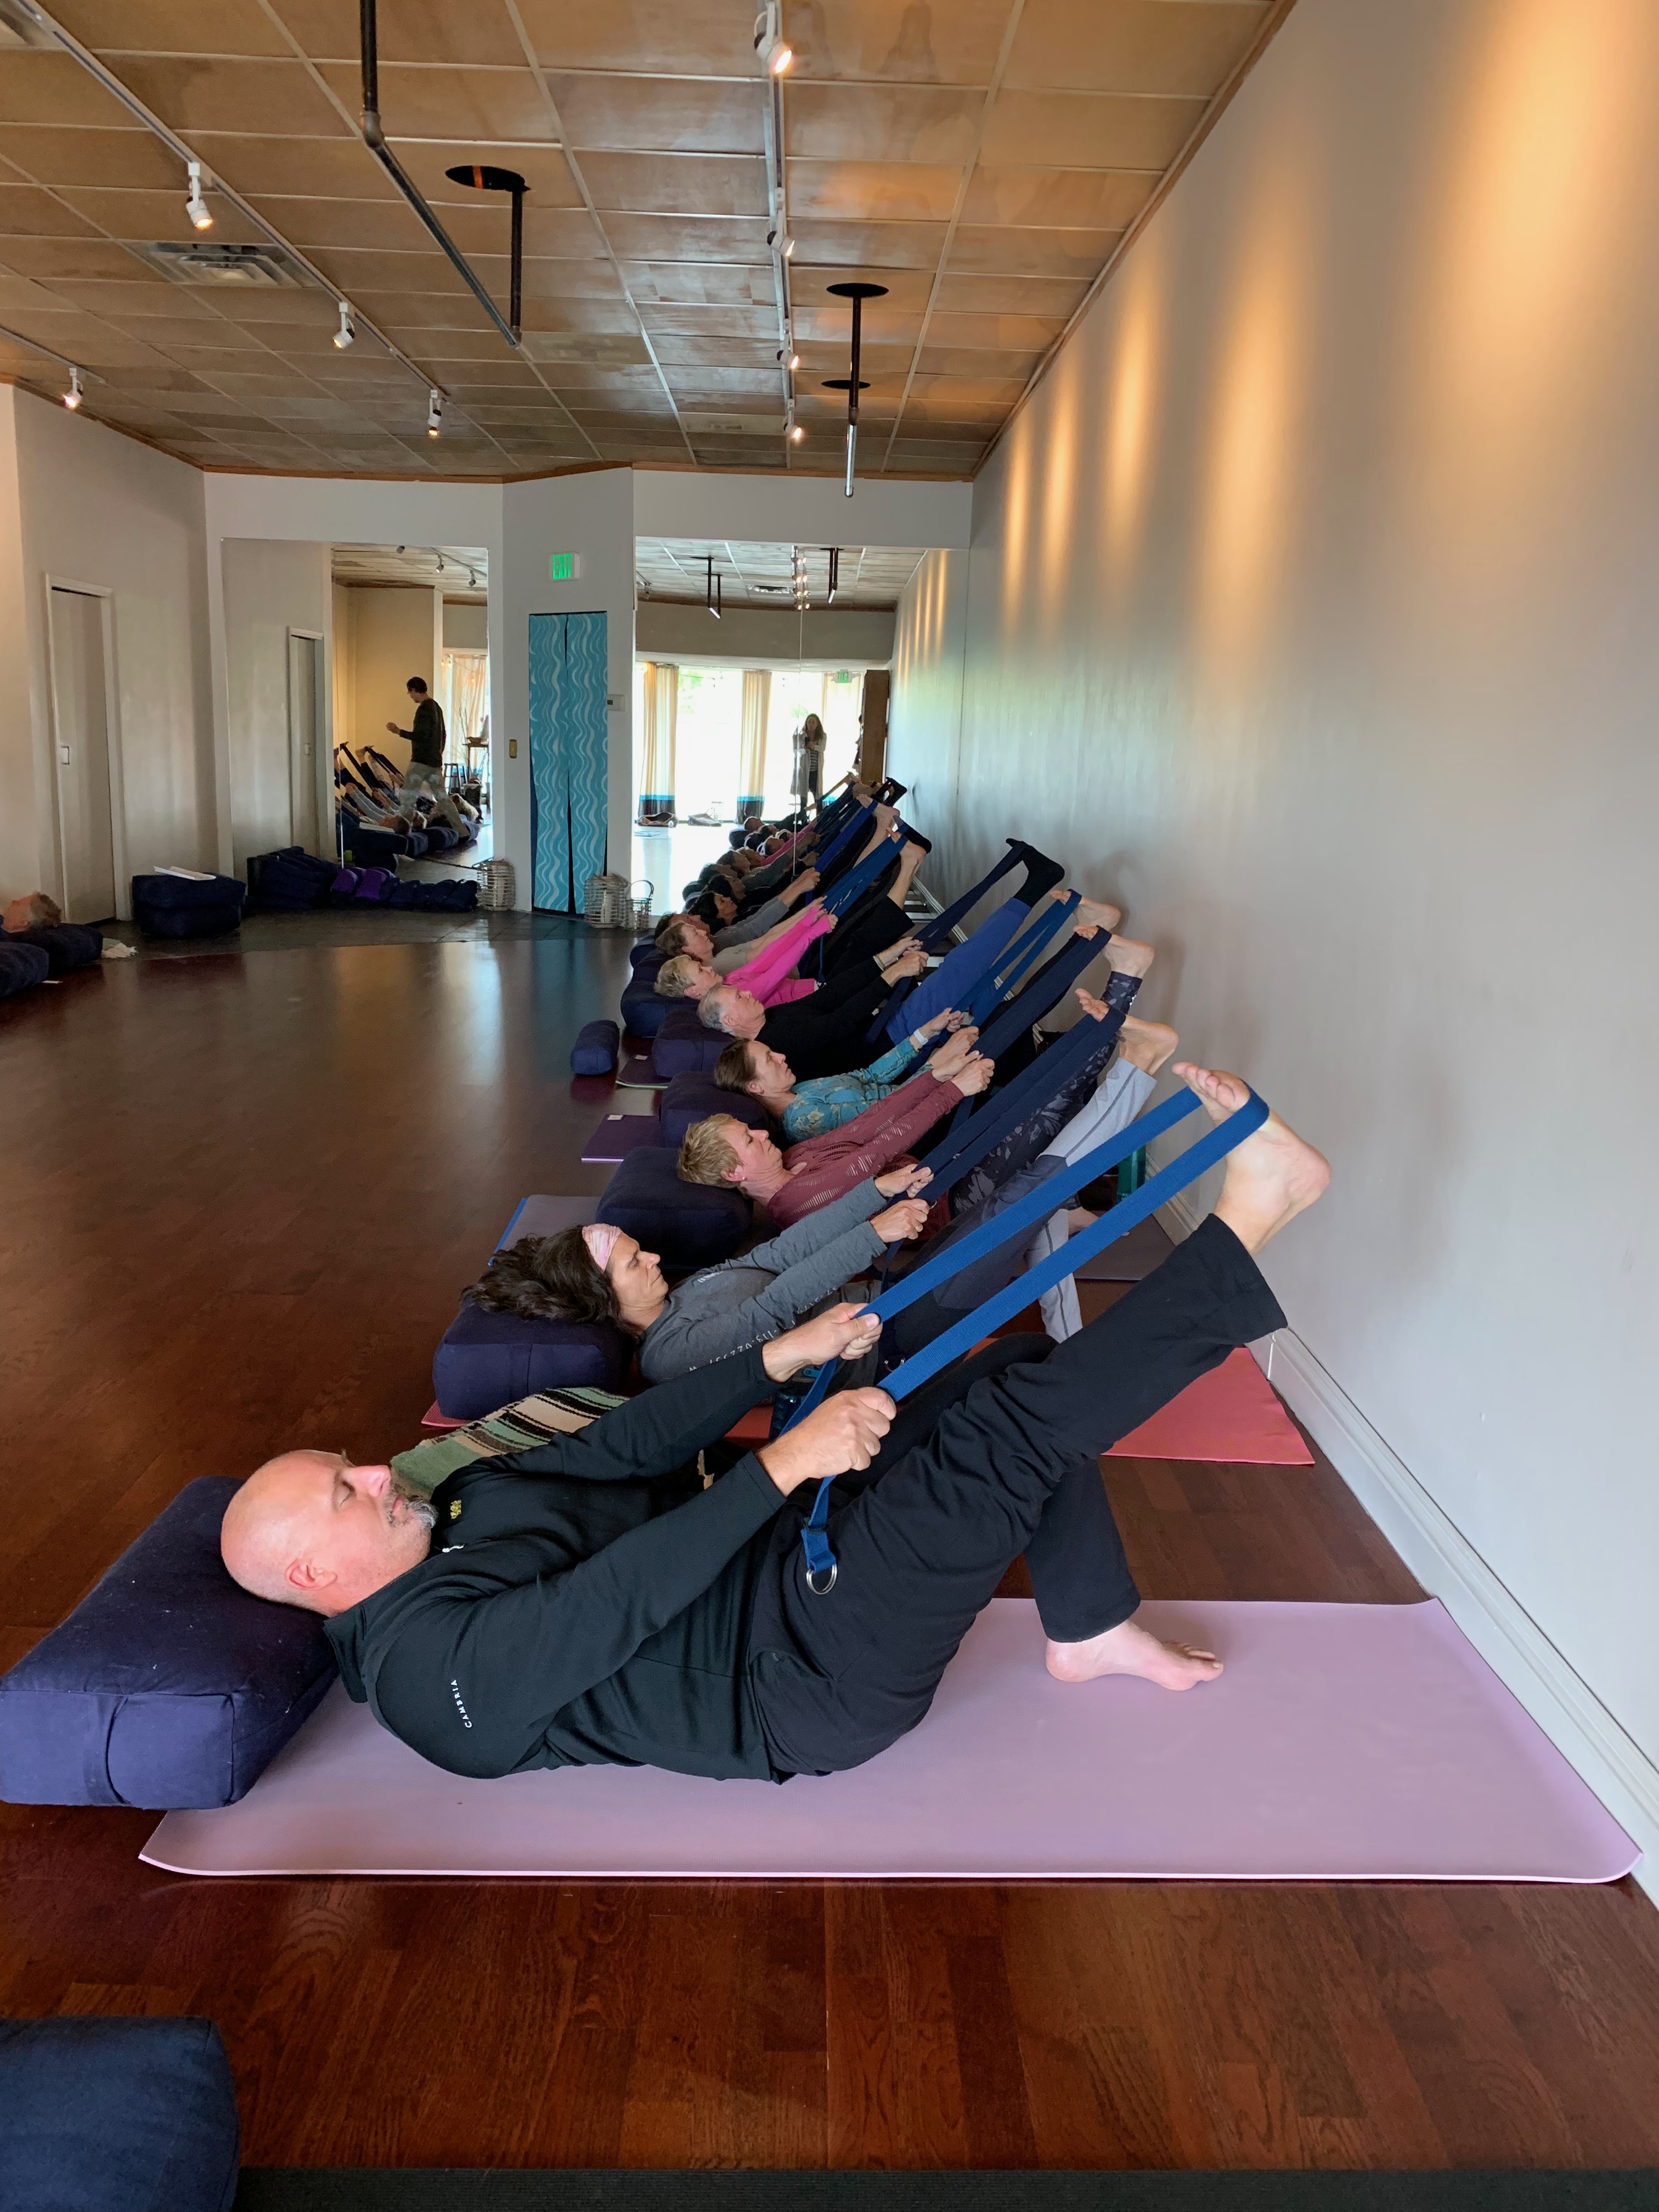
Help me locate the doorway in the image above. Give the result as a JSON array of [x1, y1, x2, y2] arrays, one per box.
[[48, 585, 117, 923], [287, 630, 323, 854]]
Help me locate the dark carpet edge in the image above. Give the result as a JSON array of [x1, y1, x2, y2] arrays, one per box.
[[233, 2167, 1659, 2211]]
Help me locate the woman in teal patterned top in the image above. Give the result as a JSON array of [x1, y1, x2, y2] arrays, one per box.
[[713, 1007, 973, 1142]]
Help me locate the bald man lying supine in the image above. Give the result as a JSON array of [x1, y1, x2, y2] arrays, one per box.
[[222, 1073, 1328, 1787]]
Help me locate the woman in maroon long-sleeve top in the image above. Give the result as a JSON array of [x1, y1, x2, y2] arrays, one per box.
[[677, 1029, 993, 1227]]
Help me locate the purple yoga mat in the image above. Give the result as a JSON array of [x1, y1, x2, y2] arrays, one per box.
[[140, 1600, 1637, 1883], [617, 1054, 668, 1090], [580, 1113, 661, 1164], [494, 1194, 596, 1248]]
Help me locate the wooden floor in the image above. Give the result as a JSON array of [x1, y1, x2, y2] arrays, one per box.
[[4, 925, 1659, 2173]]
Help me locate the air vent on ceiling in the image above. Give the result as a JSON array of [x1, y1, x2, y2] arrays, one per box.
[[136, 241, 303, 289]]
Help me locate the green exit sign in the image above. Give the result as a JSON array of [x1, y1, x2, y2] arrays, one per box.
[[548, 551, 581, 581]]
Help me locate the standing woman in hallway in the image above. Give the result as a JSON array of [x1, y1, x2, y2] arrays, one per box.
[[792, 713, 828, 810]]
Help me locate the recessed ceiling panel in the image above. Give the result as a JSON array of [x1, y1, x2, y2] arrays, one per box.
[[0, 0, 1290, 480]]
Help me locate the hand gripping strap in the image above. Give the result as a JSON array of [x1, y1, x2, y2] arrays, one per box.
[[791, 1087, 1271, 1592]]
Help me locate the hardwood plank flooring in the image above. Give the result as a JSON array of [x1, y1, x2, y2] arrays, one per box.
[[3, 924, 1656, 2172]]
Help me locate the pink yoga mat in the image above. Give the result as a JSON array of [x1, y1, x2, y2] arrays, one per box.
[[140, 1600, 1637, 1884], [1107, 1348, 1312, 1465], [580, 1114, 662, 1164]]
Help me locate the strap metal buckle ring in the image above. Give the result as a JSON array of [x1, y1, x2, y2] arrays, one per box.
[[806, 1563, 838, 1596]]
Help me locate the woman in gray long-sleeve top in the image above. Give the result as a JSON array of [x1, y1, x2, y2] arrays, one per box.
[[464, 1177, 932, 1388]]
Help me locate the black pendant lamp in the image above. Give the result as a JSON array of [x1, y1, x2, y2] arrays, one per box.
[[444, 163, 528, 339], [825, 280, 888, 496]]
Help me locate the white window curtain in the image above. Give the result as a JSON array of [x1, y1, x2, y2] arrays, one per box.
[[738, 669, 770, 821], [641, 659, 677, 811], [439, 648, 488, 763]]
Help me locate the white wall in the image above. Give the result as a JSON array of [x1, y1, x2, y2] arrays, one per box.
[[3, 387, 214, 907], [887, 549, 969, 878], [0, 390, 35, 906], [635, 601, 893, 665], [222, 539, 330, 868], [203, 472, 504, 878], [443, 599, 488, 651], [635, 468, 970, 552], [501, 468, 637, 899], [889, 0, 1659, 1866], [346, 586, 442, 775]]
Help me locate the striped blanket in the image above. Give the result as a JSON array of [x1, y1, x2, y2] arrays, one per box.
[[391, 1385, 628, 1494]]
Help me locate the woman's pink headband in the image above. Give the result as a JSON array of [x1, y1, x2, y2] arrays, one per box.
[[582, 1221, 622, 1273]]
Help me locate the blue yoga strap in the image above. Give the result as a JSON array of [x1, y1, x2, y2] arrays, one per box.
[[790, 1085, 1270, 1592], [812, 801, 876, 877]]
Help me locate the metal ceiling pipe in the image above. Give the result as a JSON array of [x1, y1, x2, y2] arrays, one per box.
[[358, 0, 519, 350]]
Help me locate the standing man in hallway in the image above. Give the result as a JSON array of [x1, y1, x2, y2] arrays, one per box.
[[387, 676, 468, 835]]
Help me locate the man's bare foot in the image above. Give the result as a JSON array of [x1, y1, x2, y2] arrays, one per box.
[[1074, 896, 1122, 932], [1116, 1014, 1178, 1076], [1067, 1205, 1099, 1235], [1175, 1063, 1330, 1256], [1046, 1613, 1223, 1690]]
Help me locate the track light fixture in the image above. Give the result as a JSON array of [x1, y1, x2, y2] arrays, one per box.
[[185, 159, 212, 231], [64, 366, 82, 411], [767, 227, 795, 261], [753, 2, 792, 75], [705, 554, 723, 620], [333, 300, 356, 349], [827, 546, 840, 603], [427, 388, 442, 437]]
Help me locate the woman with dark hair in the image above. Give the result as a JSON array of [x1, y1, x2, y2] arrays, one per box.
[[465, 1201, 929, 1385]]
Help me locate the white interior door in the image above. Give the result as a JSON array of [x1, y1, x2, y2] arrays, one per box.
[[49, 586, 117, 923], [287, 631, 322, 854]]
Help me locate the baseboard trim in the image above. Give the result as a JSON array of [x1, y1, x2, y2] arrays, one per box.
[[1152, 1194, 1656, 1897]]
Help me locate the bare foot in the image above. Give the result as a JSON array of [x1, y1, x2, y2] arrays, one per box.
[[1175, 1063, 1330, 1256], [1066, 1205, 1099, 1235], [1106, 935, 1154, 979], [1116, 1014, 1178, 1076], [1046, 1613, 1223, 1690], [1074, 896, 1122, 932]]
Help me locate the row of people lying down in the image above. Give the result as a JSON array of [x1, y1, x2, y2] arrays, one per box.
[[224, 1066, 1331, 1786], [473, 962, 1174, 1386], [221, 794, 1332, 1793]]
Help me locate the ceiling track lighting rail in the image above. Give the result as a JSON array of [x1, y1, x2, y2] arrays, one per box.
[[2, 0, 442, 404], [754, 2, 797, 452], [359, 0, 518, 351], [826, 281, 887, 496], [706, 555, 723, 619]]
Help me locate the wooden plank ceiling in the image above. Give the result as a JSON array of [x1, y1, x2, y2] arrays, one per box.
[[0, 0, 1284, 481]]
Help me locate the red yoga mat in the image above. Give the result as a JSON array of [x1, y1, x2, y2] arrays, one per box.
[[1108, 1347, 1312, 1465]]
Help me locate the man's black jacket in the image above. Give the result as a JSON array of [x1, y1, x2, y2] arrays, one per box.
[[326, 1348, 791, 1782]]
